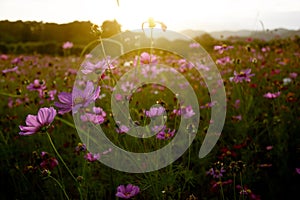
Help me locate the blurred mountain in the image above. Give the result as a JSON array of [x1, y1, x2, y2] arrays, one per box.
[[181, 29, 207, 38], [181, 28, 300, 41]]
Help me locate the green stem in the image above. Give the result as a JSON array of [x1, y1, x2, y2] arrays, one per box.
[[98, 35, 118, 85], [233, 174, 236, 200], [80, 39, 101, 58], [47, 175, 70, 200], [240, 172, 244, 200], [46, 132, 83, 200], [56, 116, 109, 152], [219, 177, 225, 200], [150, 27, 154, 62], [55, 116, 76, 129], [0, 91, 21, 98], [188, 135, 191, 169]]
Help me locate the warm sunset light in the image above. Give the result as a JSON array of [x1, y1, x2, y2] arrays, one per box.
[[1, 0, 300, 200], [0, 0, 300, 31]]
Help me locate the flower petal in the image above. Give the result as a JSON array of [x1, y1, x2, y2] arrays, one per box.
[[19, 125, 38, 135], [37, 107, 49, 124], [117, 185, 126, 193], [58, 92, 72, 104], [25, 114, 40, 127], [37, 107, 56, 125]]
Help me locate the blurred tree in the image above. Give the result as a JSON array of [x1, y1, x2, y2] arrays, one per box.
[[0, 20, 98, 44], [100, 19, 121, 38], [194, 33, 217, 50]]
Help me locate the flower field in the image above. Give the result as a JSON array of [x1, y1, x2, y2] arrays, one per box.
[[0, 33, 300, 200]]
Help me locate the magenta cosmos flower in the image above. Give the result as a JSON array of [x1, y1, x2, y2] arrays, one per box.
[[54, 92, 72, 115], [80, 107, 106, 124], [62, 41, 73, 49], [263, 91, 280, 99], [84, 152, 100, 162], [40, 151, 59, 170], [156, 127, 175, 140], [230, 69, 255, 83], [116, 184, 140, 199], [19, 107, 57, 136], [54, 81, 100, 114], [189, 42, 200, 48], [72, 81, 100, 112], [214, 44, 234, 54], [206, 167, 226, 179], [216, 56, 232, 65], [2, 66, 19, 74], [145, 106, 165, 118], [116, 124, 130, 134], [26, 79, 46, 92], [134, 52, 158, 66], [81, 57, 116, 74]]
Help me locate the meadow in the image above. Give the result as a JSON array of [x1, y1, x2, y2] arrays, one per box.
[[0, 30, 300, 200]]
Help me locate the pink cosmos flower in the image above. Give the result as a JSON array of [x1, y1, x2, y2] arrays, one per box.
[[180, 105, 196, 118], [263, 91, 281, 99], [156, 128, 175, 140], [230, 69, 255, 83], [141, 65, 160, 78], [214, 45, 234, 54], [11, 57, 22, 64], [134, 52, 158, 66], [289, 72, 298, 79], [296, 168, 300, 174], [80, 107, 106, 124], [234, 99, 241, 109], [151, 125, 165, 133], [62, 41, 73, 49], [216, 56, 232, 65], [40, 151, 59, 170], [236, 185, 261, 200], [200, 101, 216, 109], [27, 79, 46, 92], [19, 107, 57, 136], [195, 63, 210, 71], [81, 113, 105, 124], [102, 148, 112, 155], [206, 167, 226, 179], [270, 69, 281, 76], [145, 106, 165, 117], [266, 146, 273, 150], [84, 152, 100, 162], [232, 115, 242, 121], [116, 184, 140, 199], [2, 66, 18, 74], [81, 57, 116, 74], [115, 94, 123, 101], [261, 47, 270, 52], [212, 179, 233, 189], [178, 59, 193, 72], [189, 42, 200, 48], [72, 81, 100, 112], [116, 124, 130, 134], [39, 89, 57, 101], [54, 92, 72, 115], [0, 54, 9, 60], [121, 81, 135, 93]]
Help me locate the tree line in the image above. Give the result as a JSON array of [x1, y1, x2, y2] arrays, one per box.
[[0, 19, 219, 55], [0, 20, 121, 54]]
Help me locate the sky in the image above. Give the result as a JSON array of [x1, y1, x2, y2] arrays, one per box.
[[0, 0, 300, 32]]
